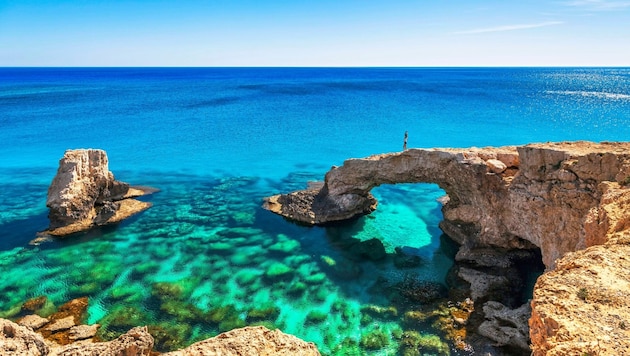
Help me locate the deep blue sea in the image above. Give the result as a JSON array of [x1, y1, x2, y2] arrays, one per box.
[[1, 67, 629, 354]]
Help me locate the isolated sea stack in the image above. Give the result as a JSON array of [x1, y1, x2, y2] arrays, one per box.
[[43, 149, 154, 237]]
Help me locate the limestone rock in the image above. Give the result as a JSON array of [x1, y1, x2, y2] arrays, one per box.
[[530, 241, 630, 356], [264, 141, 630, 269], [0, 318, 49, 355], [44, 149, 154, 237], [17, 314, 50, 330], [265, 141, 630, 354], [456, 267, 511, 302], [478, 301, 531, 352], [163, 325, 320, 356], [67, 324, 99, 341], [45, 316, 75, 332], [486, 158, 507, 174], [51, 326, 153, 356]]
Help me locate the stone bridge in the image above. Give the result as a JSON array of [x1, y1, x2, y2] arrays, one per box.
[[264, 141, 630, 354], [264, 141, 630, 269]]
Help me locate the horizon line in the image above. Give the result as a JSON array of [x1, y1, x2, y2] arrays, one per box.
[[1, 65, 629, 69]]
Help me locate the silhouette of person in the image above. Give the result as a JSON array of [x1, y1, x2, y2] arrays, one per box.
[[403, 131, 408, 150]]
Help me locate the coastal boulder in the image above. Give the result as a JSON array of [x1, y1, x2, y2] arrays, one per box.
[[44, 149, 154, 236], [163, 325, 320, 356], [52, 326, 154, 355], [478, 301, 531, 352], [0, 318, 49, 355]]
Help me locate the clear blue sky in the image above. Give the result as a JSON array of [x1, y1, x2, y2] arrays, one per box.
[[1, 0, 629, 66]]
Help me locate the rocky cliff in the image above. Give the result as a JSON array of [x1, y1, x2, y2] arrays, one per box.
[[264, 141, 630, 354], [264, 141, 630, 269], [43, 149, 154, 237], [529, 184, 630, 355]]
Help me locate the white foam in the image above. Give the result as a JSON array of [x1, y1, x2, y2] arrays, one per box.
[[546, 90, 630, 100]]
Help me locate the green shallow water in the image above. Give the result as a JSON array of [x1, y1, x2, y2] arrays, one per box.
[[0, 170, 458, 355]]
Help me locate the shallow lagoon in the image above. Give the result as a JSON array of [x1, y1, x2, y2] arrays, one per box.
[[0, 168, 458, 354]]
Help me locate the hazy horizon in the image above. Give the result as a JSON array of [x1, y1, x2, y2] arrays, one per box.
[[1, 0, 629, 67]]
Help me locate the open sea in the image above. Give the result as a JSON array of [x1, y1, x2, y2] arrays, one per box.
[[1, 67, 629, 354]]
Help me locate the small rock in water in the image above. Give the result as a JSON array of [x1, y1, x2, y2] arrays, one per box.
[[17, 314, 50, 330], [68, 323, 100, 340], [265, 262, 293, 279]]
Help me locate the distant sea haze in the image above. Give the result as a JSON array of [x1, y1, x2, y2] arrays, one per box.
[[0, 67, 629, 354]]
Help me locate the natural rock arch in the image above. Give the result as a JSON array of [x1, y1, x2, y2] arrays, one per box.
[[264, 141, 630, 269]]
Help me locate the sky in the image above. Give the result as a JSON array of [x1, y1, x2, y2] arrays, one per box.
[[0, 0, 629, 66]]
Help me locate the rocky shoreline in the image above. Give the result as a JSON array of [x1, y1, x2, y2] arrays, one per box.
[[0, 297, 320, 355], [265, 141, 630, 354], [5, 142, 629, 355]]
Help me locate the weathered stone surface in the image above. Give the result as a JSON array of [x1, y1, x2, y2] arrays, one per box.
[[0, 318, 49, 355], [265, 140, 630, 354], [45, 316, 75, 333], [21, 296, 48, 313], [529, 239, 630, 356], [528, 171, 630, 355], [51, 297, 89, 325], [67, 324, 99, 341], [457, 267, 511, 302], [44, 149, 154, 237], [1, 319, 319, 356], [17, 314, 50, 330], [486, 158, 507, 174], [51, 326, 153, 356], [163, 326, 320, 356], [478, 301, 531, 352], [264, 141, 630, 269]]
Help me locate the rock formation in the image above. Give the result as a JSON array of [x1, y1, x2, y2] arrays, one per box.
[[264, 141, 630, 354], [163, 326, 320, 356], [1, 318, 49, 355], [264, 141, 630, 269], [477, 301, 531, 352], [529, 184, 630, 355], [43, 149, 155, 237], [0, 319, 319, 356]]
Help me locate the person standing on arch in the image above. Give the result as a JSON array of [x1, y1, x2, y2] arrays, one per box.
[[403, 131, 408, 151]]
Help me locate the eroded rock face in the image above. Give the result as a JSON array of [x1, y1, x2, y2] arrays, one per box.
[[264, 141, 630, 354], [1, 319, 319, 356], [51, 326, 154, 356], [478, 301, 531, 353], [44, 149, 154, 237], [0, 318, 49, 355], [164, 326, 321, 356], [264, 141, 630, 269], [529, 181, 630, 356]]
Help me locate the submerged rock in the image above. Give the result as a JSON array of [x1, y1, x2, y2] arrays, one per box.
[[359, 328, 390, 350], [349, 238, 386, 261], [21, 296, 48, 313], [42, 149, 155, 237], [398, 330, 450, 356]]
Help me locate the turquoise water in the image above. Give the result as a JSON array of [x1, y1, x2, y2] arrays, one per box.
[[1, 68, 629, 354]]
